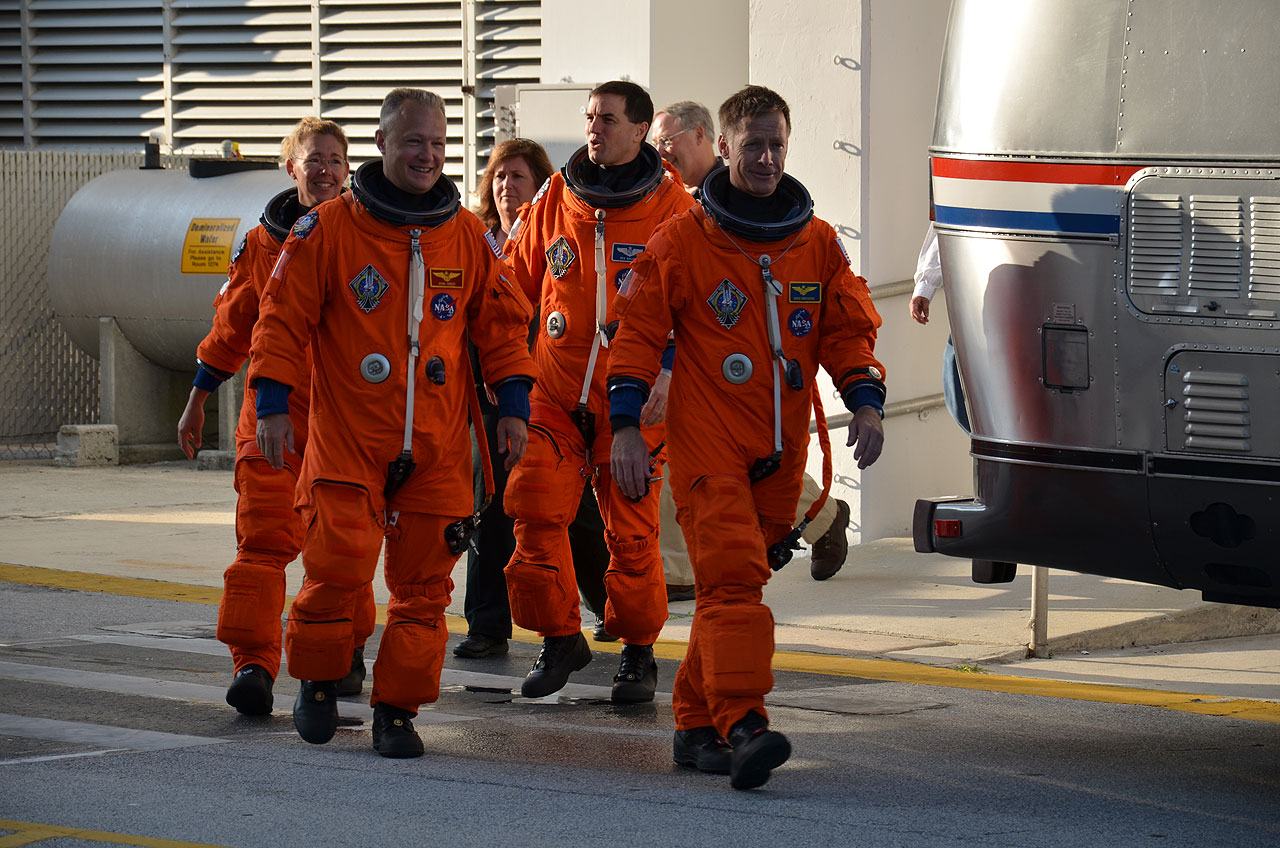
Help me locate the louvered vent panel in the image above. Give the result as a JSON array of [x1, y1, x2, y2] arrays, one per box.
[[1181, 370, 1252, 453], [0, 0, 22, 144], [170, 0, 315, 157], [320, 0, 464, 175], [25, 0, 165, 146], [1188, 194, 1243, 299], [474, 0, 539, 166], [1128, 193, 1184, 297], [1249, 196, 1280, 301], [0, 1, 540, 182]]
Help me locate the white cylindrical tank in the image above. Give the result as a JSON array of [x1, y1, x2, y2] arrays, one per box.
[[48, 164, 293, 372]]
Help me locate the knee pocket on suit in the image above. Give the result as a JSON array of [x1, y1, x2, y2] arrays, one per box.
[[504, 560, 575, 633], [285, 617, 355, 681], [376, 619, 448, 706], [217, 562, 286, 648], [603, 527, 666, 637], [702, 603, 774, 696]]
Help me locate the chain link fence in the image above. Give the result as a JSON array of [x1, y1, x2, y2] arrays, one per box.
[[0, 150, 186, 460]]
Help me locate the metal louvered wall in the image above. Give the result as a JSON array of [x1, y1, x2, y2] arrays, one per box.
[[0, 1, 539, 458], [2, 0, 541, 191]]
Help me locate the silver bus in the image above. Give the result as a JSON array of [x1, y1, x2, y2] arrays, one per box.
[[913, 0, 1280, 608]]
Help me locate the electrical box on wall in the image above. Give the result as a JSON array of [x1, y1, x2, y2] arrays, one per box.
[[494, 84, 597, 172]]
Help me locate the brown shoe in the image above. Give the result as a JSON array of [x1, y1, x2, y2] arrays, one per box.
[[810, 499, 850, 580]]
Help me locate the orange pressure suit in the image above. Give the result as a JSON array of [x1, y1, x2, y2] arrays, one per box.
[[607, 170, 886, 737], [248, 163, 536, 712], [501, 145, 695, 645], [195, 188, 374, 681]]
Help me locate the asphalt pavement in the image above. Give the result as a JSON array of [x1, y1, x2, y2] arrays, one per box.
[[2, 459, 1278, 704]]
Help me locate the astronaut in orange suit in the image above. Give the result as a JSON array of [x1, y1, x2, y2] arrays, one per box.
[[250, 88, 537, 758], [176, 117, 374, 716], [502, 80, 695, 704], [609, 86, 886, 789]]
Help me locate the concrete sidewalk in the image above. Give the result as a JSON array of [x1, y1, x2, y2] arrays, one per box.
[[2, 460, 1278, 702]]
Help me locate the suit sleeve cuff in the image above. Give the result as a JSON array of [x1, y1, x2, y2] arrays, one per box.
[[659, 342, 676, 371], [253, 377, 292, 418], [608, 379, 648, 433], [193, 364, 227, 393], [842, 384, 885, 418], [494, 377, 532, 421]]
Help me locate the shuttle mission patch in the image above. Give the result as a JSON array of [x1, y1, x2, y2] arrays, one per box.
[[431, 292, 457, 321], [349, 264, 389, 313], [788, 282, 821, 303], [293, 210, 319, 239], [788, 308, 813, 337], [708, 278, 748, 329], [430, 268, 463, 289], [546, 236, 576, 279], [230, 235, 247, 265]]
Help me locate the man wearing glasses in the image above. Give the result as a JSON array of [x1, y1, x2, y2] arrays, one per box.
[[501, 80, 694, 705], [651, 101, 722, 194]]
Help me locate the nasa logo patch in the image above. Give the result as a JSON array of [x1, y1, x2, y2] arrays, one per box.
[[431, 292, 456, 321], [707, 278, 748, 329], [293, 210, 319, 239], [230, 235, 247, 265], [546, 236, 576, 279], [615, 268, 632, 290], [349, 264, 389, 313], [611, 243, 645, 263], [788, 308, 813, 337]]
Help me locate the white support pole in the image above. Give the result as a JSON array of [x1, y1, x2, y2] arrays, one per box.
[[1029, 565, 1049, 658]]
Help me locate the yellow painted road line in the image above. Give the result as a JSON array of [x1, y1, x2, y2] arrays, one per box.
[[0, 818, 232, 848], [3, 562, 1279, 724]]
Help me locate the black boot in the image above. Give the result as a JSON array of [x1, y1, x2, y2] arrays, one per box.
[[592, 614, 619, 643], [810, 499, 851, 580], [611, 643, 657, 704], [453, 633, 510, 658], [334, 645, 367, 696], [521, 632, 592, 698], [225, 664, 273, 716], [371, 703, 425, 759], [292, 680, 338, 744], [727, 711, 791, 790], [673, 726, 732, 774]]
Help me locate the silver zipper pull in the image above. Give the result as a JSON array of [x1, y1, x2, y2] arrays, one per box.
[[760, 253, 782, 296]]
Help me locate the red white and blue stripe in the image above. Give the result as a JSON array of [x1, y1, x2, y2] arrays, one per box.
[[932, 157, 1143, 237]]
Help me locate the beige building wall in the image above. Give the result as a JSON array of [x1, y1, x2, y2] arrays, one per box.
[[540, 0, 749, 125], [748, 0, 971, 542], [539, 0, 971, 543]]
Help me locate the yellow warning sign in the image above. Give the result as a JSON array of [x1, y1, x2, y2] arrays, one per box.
[[181, 218, 241, 274]]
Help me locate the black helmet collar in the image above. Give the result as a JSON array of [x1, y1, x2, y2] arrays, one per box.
[[260, 187, 301, 243], [352, 159, 461, 229], [698, 165, 814, 242], [562, 143, 665, 209]]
